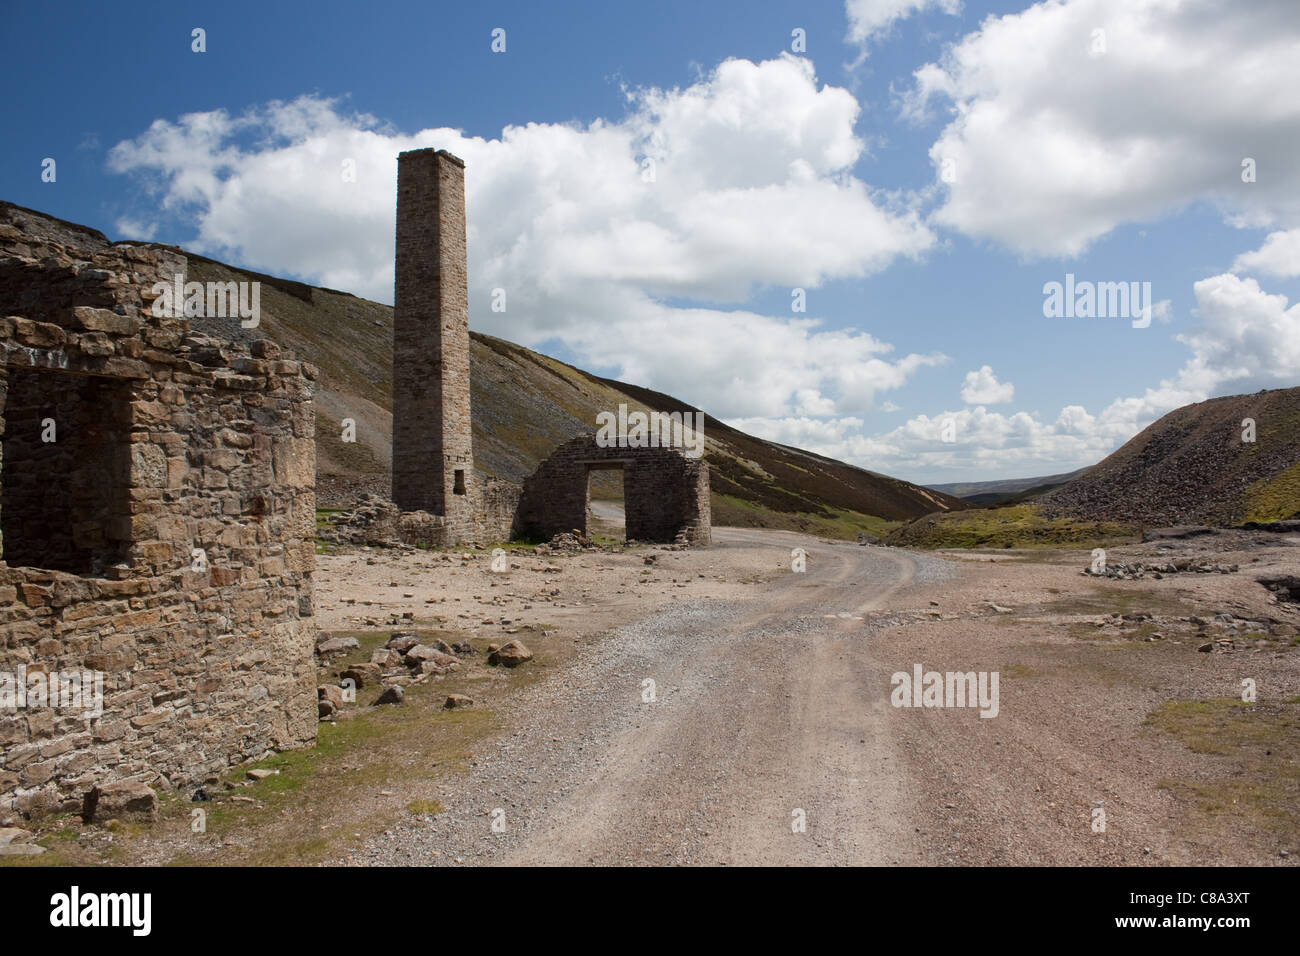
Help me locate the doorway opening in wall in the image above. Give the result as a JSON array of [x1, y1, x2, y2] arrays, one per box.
[[0, 368, 133, 575], [453, 468, 466, 496], [585, 462, 626, 543]]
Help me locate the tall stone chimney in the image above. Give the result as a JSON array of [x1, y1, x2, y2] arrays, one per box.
[[392, 148, 474, 522]]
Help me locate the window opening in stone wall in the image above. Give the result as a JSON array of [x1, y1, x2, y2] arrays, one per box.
[[1, 368, 132, 575], [453, 469, 466, 495]]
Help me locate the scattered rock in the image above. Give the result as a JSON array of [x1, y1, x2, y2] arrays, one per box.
[[316, 636, 360, 655], [415, 657, 459, 676], [489, 640, 533, 667], [318, 685, 344, 710], [1258, 575, 1300, 604], [341, 663, 381, 689], [374, 686, 405, 705], [404, 644, 440, 664], [1197, 642, 1213, 653], [1086, 560, 1238, 580], [0, 844, 45, 856], [547, 531, 598, 552], [443, 694, 474, 710], [405, 645, 460, 673], [247, 769, 277, 781], [387, 634, 420, 654], [83, 780, 159, 825], [0, 827, 33, 846]]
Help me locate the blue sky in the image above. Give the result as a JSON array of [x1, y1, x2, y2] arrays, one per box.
[[4, 0, 1298, 484]]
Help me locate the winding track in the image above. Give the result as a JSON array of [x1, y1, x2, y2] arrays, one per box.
[[358, 528, 930, 865]]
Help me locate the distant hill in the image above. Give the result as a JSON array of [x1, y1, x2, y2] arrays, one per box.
[[928, 467, 1092, 505], [0, 201, 967, 539], [1041, 388, 1300, 526]]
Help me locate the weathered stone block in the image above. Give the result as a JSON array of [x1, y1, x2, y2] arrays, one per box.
[[82, 780, 158, 824]]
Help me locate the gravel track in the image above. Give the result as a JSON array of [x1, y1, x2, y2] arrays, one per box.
[[347, 529, 956, 865]]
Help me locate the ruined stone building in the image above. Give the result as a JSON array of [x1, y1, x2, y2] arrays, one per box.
[[0, 141, 711, 817], [515, 435, 711, 546], [0, 210, 317, 817], [391, 148, 710, 547]]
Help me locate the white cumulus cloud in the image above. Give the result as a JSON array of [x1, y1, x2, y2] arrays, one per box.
[[1232, 228, 1300, 279], [845, 0, 963, 47], [960, 364, 1014, 404], [905, 0, 1300, 256], [107, 57, 940, 420]]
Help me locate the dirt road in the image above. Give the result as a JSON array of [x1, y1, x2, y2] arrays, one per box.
[[338, 525, 1297, 867], [353, 528, 951, 865], [49, 524, 1288, 867]]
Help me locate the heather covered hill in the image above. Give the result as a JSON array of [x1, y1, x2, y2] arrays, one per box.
[[1041, 387, 1300, 526], [1, 201, 966, 539]]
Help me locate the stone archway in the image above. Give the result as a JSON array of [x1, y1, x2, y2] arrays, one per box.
[[514, 434, 710, 545]]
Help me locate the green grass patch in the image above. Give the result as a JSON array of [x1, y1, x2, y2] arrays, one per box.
[[885, 504, 1137, 550], [1147, 696, 1300, 841], [711, 493, 900, 541], [1144, 696, 1298, 755], [1242, 458, 1300, 523], [407, 799, 445, 816]]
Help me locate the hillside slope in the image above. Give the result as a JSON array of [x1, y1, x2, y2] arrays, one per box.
[[1041, 388, 1300, 526], [928, 467, 1091, 500], [1, 201, 966, 537]]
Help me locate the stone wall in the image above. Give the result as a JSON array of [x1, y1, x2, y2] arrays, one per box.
[[0, 220, 318, 818], [321, 480, 519, 551], [515, 434, 710, 545], [479, 476, 522, 543]]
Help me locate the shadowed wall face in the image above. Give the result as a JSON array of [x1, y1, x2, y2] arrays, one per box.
[[1, 368, 132, 573], [392, 148, 474, 526]]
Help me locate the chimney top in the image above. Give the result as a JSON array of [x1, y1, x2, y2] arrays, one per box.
[[398, 147, 465, 168]]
